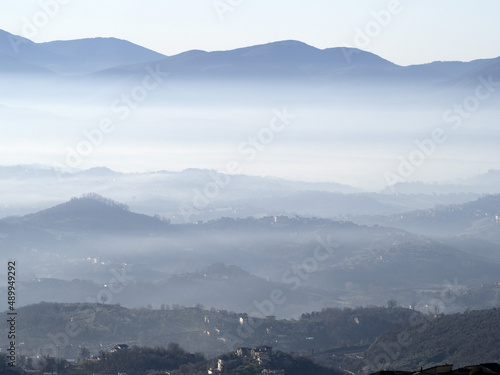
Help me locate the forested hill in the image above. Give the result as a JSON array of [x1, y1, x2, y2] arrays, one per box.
[[0, 302, 417, 359], [361, 308, 500, 371], [1, 303, 500, 373]]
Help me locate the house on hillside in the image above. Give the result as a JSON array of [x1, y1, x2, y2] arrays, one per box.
[[252, 345, 273, 356], [236, 347, 252, 357], [252, 346, 273, 365]]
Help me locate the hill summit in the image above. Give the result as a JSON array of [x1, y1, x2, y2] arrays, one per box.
[[6, 193, 167, 232]]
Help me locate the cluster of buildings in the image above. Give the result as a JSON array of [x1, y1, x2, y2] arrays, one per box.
[[208, 346, 285, 374]]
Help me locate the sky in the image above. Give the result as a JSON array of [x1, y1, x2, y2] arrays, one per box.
[[1, 0, 500, 66]]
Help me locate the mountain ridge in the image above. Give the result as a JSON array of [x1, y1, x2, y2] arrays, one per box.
[[0, 30, 167, 75], [2, 29, 500, 83]]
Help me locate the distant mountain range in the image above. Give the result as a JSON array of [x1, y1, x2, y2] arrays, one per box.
[[1, 165, 499, 224], [3, 191, 499, 239], [1, 29, 499, 87]]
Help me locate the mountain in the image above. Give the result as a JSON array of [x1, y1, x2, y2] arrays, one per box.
[[452, 56, 500, 88], [0, 29, 30, 55], [405, 59, 494, 79], [97, 39, 433, 86], [40, 37, 166, 74], [3, 29, 500, 85], [0, 52, 54, 74], [0, 29, 62, 75], [2, 193, 168, 233], [0, 29, 166, 75], [0, 29, 76, 74], [148, 40, 397, 77], [88, 39, 500, 88]]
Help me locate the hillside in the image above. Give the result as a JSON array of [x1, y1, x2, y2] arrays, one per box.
[[0, 30, 166, 75], [143, 40, 397, 79], [3, 302, 500, 374], [4, 264, 321, 317], [379, 194, 500, 239], [0, 302, 419, 360], [40, 37, 166, 73], [8, 343, 342, 375], [2, 194, 500, 315], [361, 308, 500, 371], [2, 193, 168, 233], [0, 29, 67, 74]]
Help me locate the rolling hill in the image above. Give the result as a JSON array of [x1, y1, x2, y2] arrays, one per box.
[[0, 302, 419, 360], [2, 193, 168, 233], [2, 302, 500, 374], [362, 308, 500, 370], [1, 193, 500, 316]]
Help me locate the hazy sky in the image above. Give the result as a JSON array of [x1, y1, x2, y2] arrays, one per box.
[[1, 0, 499, 65]]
